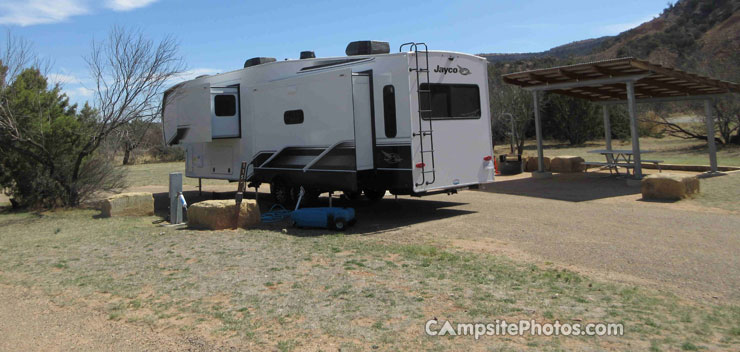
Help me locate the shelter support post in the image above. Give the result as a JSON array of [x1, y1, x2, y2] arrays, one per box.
[[626, 81, 642, 179], [531, 91, 551, 178], [533, 91, 544, 170], [704, 100, 718, 173], [603, 105, 613, 163]]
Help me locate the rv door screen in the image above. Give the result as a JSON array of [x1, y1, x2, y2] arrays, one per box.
[[211, 87, 240, 138]]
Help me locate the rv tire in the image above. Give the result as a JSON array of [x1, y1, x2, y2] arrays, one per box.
[[342, 191, 361, 201], [271, 178, 295, 207], [297, 187, 320, 206], [363, 188, 385, 202]]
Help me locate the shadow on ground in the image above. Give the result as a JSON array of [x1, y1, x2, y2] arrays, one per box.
[[151, 190, 474, 235], [480, 172, 641, 202]]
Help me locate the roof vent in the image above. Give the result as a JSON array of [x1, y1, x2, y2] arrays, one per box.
[[345, 41, 390, 56], [300, 51, 316, 59], [244, 57, 276, 68]]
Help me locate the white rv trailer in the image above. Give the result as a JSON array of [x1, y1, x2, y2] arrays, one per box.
[[162, 41, 494, 205]]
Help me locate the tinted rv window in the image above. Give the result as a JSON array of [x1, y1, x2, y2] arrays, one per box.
[[284, 110, 304, 125], [214, 95, 236, 116], [419, 84, 481, 119], [383, 85, 397, 138]]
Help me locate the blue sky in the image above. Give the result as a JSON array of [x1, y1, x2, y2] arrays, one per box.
[[0, 0, 669, 105]]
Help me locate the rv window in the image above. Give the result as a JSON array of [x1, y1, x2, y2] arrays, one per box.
[[284, 110, 304, 125], [419, 84, 481, 120], [383, 85, 397, 138], [214, 95, 236, 116]]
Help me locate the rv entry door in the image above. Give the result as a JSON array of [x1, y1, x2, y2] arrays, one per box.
[[211, 87, 240, 139], [351, 74, 374, 171]]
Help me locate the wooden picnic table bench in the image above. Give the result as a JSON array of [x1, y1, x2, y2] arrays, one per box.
[[585, 150, 663, 175]]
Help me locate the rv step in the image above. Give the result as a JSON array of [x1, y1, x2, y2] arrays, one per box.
[[421, 149, 435, 153], [410, 68, 429, 72], [423, 170, 435, 174]]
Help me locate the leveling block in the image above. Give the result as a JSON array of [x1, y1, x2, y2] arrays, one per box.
[[260, 188, 356, 231]]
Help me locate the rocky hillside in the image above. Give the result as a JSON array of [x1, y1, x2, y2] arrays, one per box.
[[482, 0, 740, 72], [481, 37, 612, 63]]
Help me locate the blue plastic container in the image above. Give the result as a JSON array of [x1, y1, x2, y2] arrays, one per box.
[[290, 207, 356, 230]]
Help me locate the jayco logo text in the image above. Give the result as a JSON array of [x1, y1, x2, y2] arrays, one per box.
[[433, 65, 471, 75]]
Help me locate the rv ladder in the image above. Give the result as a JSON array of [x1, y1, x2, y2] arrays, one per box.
[[400, 42, 436, 187]]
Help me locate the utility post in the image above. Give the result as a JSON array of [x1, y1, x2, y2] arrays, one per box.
[[169, 172, 183, 224]]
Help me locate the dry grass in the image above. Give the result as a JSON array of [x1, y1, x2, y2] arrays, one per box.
[[689, 172, 740, 212], [124, 162, 231, 188], [0, 209, 738, 351], [496, 136, 740, 167]]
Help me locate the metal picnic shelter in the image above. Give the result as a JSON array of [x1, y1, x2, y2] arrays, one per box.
[[502, 57, 740, 179]]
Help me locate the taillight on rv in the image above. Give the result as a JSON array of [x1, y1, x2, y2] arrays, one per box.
[[483, 155, 493, 161], [415, 162, 426, 168]]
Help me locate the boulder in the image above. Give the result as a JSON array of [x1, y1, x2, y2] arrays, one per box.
[[641, 174, 700, 200], [550, 156, 585, 173], [100, 192, 154, 217], [187, 199, 260, 230], [524, 156, 551, 172]]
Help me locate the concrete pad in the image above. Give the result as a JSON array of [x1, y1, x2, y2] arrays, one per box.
[[100, 192, 154, 217], [531, 171, 553, 179], [641, 173, 700, 200], [187, 199, 260, 230]]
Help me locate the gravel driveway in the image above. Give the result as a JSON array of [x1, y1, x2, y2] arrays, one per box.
[[355, 172, 740, 302]]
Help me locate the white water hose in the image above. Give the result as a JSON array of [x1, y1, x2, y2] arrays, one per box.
[[178, 192, 187, 209]]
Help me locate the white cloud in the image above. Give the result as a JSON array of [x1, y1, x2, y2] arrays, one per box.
[[0, 0, 90, 26], [47, 73, 82, 85], [599, 16, 655, 35], [105, 0, 159, 11], [0, 0, 161, 26], [64, 86, 94, 100]]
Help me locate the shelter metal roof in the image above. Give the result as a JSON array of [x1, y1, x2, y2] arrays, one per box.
[[501, 57, 740, 102]]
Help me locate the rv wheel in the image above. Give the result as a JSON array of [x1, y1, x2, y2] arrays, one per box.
[[342, 191, 360, 201], [363, 188, 385, 202], [297, 187, 320, 206], [270, 179, 295, 207]]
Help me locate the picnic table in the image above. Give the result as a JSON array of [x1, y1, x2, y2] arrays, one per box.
[[585, 149, 663, 176]]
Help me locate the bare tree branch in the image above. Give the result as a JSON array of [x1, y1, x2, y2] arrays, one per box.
[[81, 25, 185, 176]]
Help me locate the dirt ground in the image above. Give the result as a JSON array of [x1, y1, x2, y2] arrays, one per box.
[[0, 285, 210, 352], [1, 170, 739, 350], [122, 170, 740, 302], [112, 170, 740, 303]]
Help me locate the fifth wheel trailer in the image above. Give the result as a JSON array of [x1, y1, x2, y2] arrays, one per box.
[[162, 41, 495, 205]]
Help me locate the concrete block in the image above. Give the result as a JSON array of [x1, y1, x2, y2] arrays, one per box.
[[641, 174, 700, 200], [100, 192, 154, 217], [550, 156, 585, 173], [524, 156, 551, 172], [188, 199, 261, 230]]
